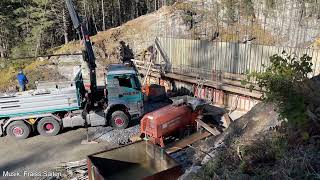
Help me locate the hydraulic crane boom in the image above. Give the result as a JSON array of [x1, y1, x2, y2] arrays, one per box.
[[65, 0, 97, 100]]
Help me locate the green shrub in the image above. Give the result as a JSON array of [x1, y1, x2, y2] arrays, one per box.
[[244, 52, 314, 133]]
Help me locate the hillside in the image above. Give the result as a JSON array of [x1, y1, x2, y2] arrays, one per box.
[[54, 0, 320, 66], [54, 5, 189, 64], [3, 0, 320, 92], [0, 60, 66, 93]]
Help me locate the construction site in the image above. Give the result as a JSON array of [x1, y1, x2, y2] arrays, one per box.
[[0, 0, 320, 179]]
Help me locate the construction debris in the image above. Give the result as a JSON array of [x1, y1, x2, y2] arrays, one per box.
[[195, 119, 221, 136], [165, 131, 211, 154], [58, 159, 88, 180]]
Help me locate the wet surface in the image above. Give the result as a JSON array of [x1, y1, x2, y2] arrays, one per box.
[[89, 141, 181, 179]]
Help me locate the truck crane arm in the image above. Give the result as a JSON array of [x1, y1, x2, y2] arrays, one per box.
[[65, 0, 97, 102]]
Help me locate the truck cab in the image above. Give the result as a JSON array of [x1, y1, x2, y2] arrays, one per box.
[[104, 64, 144, 129]]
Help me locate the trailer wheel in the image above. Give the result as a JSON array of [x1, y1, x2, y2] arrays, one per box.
[[6, 121, 31, 139], [110, 111, 129, 129], [37, 117, 61, 136]]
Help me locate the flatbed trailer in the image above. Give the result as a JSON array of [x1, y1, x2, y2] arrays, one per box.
[[0, 84, 80, 119], [0, 73, 89, 138]]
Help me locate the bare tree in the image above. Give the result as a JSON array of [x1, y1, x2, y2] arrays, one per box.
[[102, 0, 106, 30], [62, 8, 69, 44]]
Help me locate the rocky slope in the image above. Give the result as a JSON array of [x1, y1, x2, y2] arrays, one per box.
[[179, 102, 320, 179]]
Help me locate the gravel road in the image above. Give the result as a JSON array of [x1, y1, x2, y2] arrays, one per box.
[[0, 128, 115, 180]]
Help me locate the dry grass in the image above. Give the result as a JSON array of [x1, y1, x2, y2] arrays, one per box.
[[0, 66, 18, 92], [311, 38, 320, 48], [54, 41, 83, 54], [194, 133, 320, 180], [0, 60, 66, 92], [219, 22, 277, 45], [192, 102, 320, 179]]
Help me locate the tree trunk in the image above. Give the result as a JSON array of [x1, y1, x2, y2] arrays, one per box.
[[118, 0, 122, 25], [0, 38, 3, 58], [131, 1, 136, 19], [102, 0, 106, 31], [83, 0, 87, 17], [135, 1, 138, 17], [111, 0, 115, 27], [91, 7, 99, 33], [0, 46, 4, 58], [63, 8, 69, 44], [146, 0, 150, 13]]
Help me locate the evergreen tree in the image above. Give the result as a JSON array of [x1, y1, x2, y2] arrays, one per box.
[[0, 0, 175, 58]]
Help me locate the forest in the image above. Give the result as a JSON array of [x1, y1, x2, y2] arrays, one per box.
[[0, 0, 176, 58]]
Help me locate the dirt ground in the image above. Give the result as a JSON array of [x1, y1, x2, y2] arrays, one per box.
[[0, 128, 115, 180]]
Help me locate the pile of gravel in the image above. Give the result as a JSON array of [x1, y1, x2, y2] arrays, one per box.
[[94, 125, 141, 145]]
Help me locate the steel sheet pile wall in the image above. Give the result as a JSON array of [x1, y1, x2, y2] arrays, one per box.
[[157, 37, 320, 78], [154, 37, 320, 110]]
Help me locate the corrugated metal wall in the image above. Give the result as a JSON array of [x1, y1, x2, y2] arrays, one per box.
[[156, 37, 320, 77]]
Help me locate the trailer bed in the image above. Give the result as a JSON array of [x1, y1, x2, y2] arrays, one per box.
[[0, 83, 81, 118]]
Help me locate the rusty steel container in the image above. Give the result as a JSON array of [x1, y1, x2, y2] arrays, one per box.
[[87, 141, 182, 180], [140, 96, 207, 147]]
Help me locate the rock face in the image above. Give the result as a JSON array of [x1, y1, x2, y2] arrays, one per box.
[[52, 55, 83, 80], [204, 102, 280, 162], [187, 0, 320, 47], [252, 0, 320, 47]]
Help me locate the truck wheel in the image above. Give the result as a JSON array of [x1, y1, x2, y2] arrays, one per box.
[[6, 121, 31, 139], [110, 111, 129, 129], [37, 117, 61, 136]]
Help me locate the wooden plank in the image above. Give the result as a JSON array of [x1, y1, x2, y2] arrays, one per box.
[[135, 67, 262, 99], [136, 65, 161, 72], [155, 37, 170, 64], [223, 113, 232, 128], [171, 69, 260, 90], [165, 131, 211, 154], [195, 119, 221, 136], [137, 69, 161, 78], [164, 73, 262, 98]]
